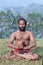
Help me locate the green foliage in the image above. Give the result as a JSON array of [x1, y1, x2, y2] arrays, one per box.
[[27, 13, 43, 38], [0, 10, 43, 38]]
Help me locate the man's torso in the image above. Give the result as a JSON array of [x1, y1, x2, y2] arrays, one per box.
[[14, 30, 30, 47]]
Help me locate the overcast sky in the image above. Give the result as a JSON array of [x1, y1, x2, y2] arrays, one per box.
[[0, 0, 43, 10]]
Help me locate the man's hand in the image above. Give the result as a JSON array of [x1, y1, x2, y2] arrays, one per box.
[[23, 46, 30, 50]]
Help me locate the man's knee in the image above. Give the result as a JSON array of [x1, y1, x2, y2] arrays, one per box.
[[4, 55, 10, 60], [33, 55, 39, 60]]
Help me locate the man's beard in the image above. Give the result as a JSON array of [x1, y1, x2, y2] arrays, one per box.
[[18, 26, 26, 31]]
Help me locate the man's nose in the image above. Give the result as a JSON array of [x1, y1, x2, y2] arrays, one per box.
[[21, 26, 24, 27]]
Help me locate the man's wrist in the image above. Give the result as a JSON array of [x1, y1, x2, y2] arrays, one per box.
[[23, 46, 30, 50], [23, 47, 28, 50]]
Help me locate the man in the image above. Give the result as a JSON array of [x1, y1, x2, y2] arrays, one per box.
[[5, 18, 39, 60]]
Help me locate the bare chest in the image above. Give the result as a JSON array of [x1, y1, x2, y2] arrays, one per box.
[[16, 32, 30, 41]]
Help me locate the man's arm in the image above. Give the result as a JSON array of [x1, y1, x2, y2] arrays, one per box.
[[23, 32, 37, 50], [8, 32, 18, 49]]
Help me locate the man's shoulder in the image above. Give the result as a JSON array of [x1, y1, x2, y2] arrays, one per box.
[[15, 30, 19, 33], [26, 31, 32, 34], [26, 31, 33, 37], [14, 30, 32, 34], [12, 30, 19, 34]]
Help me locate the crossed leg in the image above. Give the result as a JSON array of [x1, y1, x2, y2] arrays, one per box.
[[4, 50, 22, 60], [5, 50, 39, 60], [14, 51, 39, 60]]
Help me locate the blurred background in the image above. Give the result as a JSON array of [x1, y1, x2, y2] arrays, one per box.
[[0, 0, 43, 38]]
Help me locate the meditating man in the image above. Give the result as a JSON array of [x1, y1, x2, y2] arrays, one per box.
[[5, 18, 39, 60]]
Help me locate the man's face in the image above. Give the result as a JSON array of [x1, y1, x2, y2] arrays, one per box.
[[18, 20, 26, 31]]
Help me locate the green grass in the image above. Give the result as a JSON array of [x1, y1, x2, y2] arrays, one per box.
[[0, 39, 43, 65]]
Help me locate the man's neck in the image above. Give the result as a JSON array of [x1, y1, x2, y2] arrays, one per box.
[[19, 30, 26, 33]]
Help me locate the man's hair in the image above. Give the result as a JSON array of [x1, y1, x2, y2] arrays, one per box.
[[18, 18, 27, 25]]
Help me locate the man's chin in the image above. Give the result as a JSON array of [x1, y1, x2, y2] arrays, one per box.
[[19, 27, 26, 31], [19, 29, 26, 31]]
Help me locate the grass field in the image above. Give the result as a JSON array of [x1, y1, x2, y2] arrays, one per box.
[[0, 39, 43, 65]]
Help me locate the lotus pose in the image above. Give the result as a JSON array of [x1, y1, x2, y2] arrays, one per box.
[[5, 18, 39, 60]]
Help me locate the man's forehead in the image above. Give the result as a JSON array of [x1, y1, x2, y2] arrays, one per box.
[[19, 20, 25, 24]]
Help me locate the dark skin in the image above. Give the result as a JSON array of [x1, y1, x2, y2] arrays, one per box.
[[5, 20, 39, 60], [8, 20, 36, 50]]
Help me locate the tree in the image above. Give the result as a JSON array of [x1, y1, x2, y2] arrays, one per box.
[[27, 13, 43, 38]]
